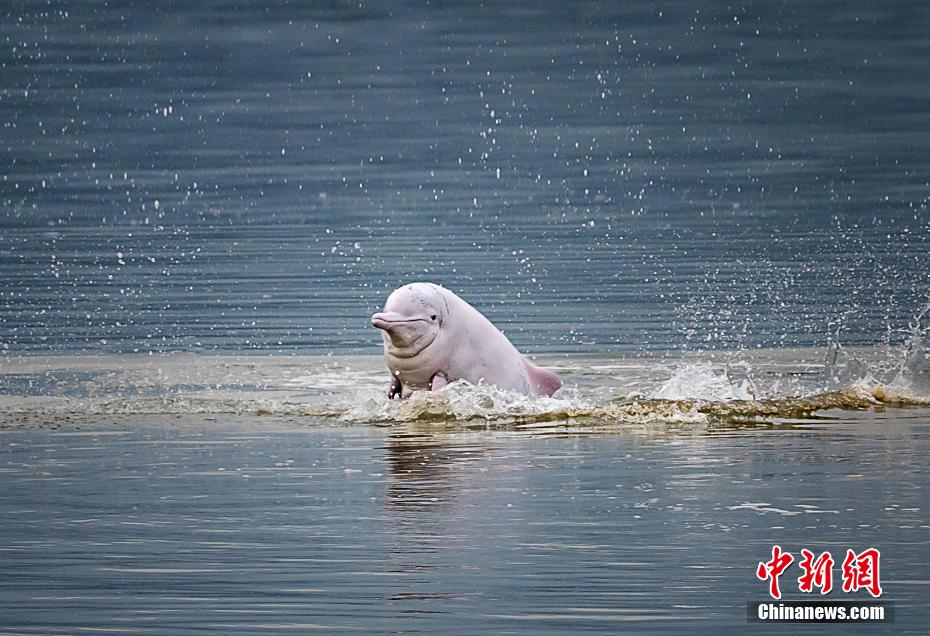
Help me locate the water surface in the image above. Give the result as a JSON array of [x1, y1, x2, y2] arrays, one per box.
[[1, 0, 929, 354], [1, 410, 929, 633]]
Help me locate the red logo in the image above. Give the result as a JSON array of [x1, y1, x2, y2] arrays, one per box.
[[841, 548, 882, 598], [797, 549, 834, 594], [757, 547, 881, 599], [756, 545, 794, 600]]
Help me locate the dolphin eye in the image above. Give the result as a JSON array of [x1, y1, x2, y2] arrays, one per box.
[[431, 315, 437, 321]]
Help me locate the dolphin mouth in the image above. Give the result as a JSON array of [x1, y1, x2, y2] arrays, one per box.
[[371, 314, 429, 331]]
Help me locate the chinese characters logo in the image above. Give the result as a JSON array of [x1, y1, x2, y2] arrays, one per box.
[[756, 546, 882, 599]]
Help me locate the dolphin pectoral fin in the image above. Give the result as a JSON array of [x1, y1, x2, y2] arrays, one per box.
[[524, 359, 562, 397], [430, 373, 448, 391], [388, 375, 403, 399]]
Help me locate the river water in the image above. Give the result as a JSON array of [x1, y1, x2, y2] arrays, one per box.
[[2, 0, 930, 632]]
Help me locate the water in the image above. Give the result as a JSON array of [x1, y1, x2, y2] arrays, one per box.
[[1, 410, 929, 632], [2, 0, 930, 632], [2, 1, 929, 354], [1, 347, 929, 632]]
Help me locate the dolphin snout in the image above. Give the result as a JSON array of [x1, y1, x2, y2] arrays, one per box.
[[371, 311, 405, 331]]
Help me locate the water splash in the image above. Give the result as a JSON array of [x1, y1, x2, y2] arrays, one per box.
[[891, 303, 930, 394], [2, 323, 930, 428], [823, 301, 930, 394], [653, 363, 757, 401], [340, 380, 596, 425]]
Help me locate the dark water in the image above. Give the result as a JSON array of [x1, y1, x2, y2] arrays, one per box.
[[2, 1, 930, 633], [1, 1, 929, 354], [1, 415, 929, 633]]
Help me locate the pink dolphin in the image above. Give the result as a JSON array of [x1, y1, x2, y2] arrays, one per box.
[[371, 282, 561, 399]]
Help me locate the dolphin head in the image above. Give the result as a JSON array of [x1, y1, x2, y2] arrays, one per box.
[[371, 283, 445, 357]]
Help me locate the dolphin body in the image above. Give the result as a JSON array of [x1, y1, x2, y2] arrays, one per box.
[[371, 282, 562, 399]]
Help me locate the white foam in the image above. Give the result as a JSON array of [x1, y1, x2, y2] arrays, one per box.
[[341, 380, 596, 424], [1, 342, 929, 427], [652, 363, 757, 401]]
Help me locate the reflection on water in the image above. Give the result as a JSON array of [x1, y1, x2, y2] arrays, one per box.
[[385, 430, 482, 513], [0, 417, 928, 632]]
